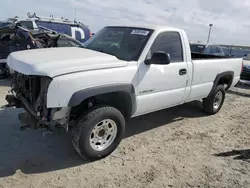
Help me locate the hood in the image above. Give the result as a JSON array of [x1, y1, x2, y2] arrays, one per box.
[[7, 47, 128, 77]]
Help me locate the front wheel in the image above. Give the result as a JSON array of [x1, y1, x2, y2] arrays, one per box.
[[72, 105, 126, 161], [202, 85, 226, 115]]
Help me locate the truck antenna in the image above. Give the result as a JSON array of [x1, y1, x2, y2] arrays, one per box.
[[74, 8, 77, 22]]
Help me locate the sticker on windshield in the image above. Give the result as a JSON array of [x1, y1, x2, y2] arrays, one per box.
[[130, 29, 149, 36]]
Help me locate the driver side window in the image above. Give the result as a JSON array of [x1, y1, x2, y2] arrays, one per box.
[[148, 31, 184, 62]]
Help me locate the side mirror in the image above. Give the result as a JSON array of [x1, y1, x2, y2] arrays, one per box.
[[145, 51, 171, 65]]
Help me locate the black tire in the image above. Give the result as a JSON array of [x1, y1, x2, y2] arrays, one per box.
[[203, 85, 226, 115], [72, 105, 125, 161]]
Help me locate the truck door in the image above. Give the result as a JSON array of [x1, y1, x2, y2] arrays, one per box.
[[135, 31, 188, 116]]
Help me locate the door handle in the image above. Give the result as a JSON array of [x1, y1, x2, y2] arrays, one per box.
[[179, 69, 187, 75]]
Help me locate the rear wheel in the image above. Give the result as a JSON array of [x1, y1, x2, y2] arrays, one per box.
[[72, 105, 125, 161], [203, 85, 226, 115]]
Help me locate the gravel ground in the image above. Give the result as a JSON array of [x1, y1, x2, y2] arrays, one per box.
[[0, 79, 249, 188]]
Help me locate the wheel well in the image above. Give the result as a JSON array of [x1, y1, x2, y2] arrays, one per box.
[[70, 92, 133, 120], [217, 75, 233, 90], [207, 72, 233, 98]]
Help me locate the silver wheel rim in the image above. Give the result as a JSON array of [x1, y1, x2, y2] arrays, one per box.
[[213, 91, 223, 110], [89, 119, 118, 151]]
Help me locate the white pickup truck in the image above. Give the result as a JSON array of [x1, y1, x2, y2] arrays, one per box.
[[6, 24, 242, 161]]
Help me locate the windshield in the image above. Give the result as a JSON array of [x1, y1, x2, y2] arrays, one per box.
[[83, 26, 153, 61]]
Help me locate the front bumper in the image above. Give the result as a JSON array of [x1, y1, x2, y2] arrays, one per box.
[[6, 94, 46, 129], [6, 94, 71, 130], [6, 72, 71, 130]]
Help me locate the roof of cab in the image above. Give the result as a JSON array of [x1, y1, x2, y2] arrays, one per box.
[[105, 24, 181, 32]]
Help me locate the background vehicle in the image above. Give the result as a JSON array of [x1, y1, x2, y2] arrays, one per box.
[[190, 43, 226, 56], [6, 25, 242, 161], [240, 54, 250, 84], [2, 12, 92, 43], [0, 21, 83, 77]]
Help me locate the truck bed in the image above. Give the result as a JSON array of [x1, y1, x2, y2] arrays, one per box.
[[186, 56, 242, 102]]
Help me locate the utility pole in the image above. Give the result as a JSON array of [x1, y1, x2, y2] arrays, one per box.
[[74, 8, 77, 22], [207, 24, 213, 44]]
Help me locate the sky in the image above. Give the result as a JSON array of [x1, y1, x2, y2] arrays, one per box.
[[1, 0, 250, 45]]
